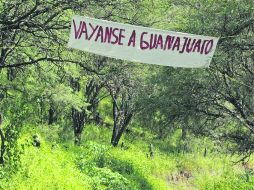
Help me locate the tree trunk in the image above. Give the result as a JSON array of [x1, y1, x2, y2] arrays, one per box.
[[0, 128, 5, 166], [70, 77, 86, 145], [48, 105, 55, 125], [72, 108, 85, 146], [182, 125, 187, 140], [112, 127, 125, 147], [86, 78, 104, 125], [111, 98, 118, 145], [111, 111, 133, 147], [109, 85, 133, 147]]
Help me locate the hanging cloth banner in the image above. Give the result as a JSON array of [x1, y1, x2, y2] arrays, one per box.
[[68, 15, 219, 68]]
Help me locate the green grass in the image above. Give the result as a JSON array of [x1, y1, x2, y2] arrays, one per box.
[[1, 124, 254, 190]]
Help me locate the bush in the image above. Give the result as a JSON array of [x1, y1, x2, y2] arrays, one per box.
[[88, 167, 132, 190]]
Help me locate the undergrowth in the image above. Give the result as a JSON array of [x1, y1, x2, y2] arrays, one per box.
[[0, 124, 254, 190]]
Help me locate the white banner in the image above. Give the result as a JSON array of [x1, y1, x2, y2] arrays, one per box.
[[68, 15, 219, 68]]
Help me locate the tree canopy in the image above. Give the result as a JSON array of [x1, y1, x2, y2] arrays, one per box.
[[0, 0, 254, 186]]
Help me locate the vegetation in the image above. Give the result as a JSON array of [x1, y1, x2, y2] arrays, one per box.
[[0, 0, 253, 189], [2, 125, 254, 190]]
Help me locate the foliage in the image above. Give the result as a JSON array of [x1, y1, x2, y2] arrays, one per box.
[[2, 125, 254, 190], [0, 0, 254, 189]]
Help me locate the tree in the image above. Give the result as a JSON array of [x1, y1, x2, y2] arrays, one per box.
[[108, 81, 134, 147], [178, 0, 254, 156], [70, 77, 85, 145], [104, 61, 143, 146], [144, 0, 254, 156], [137, 0, 254, 157], [0, 113, 5, 165], [137, 67, 205, 139]]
